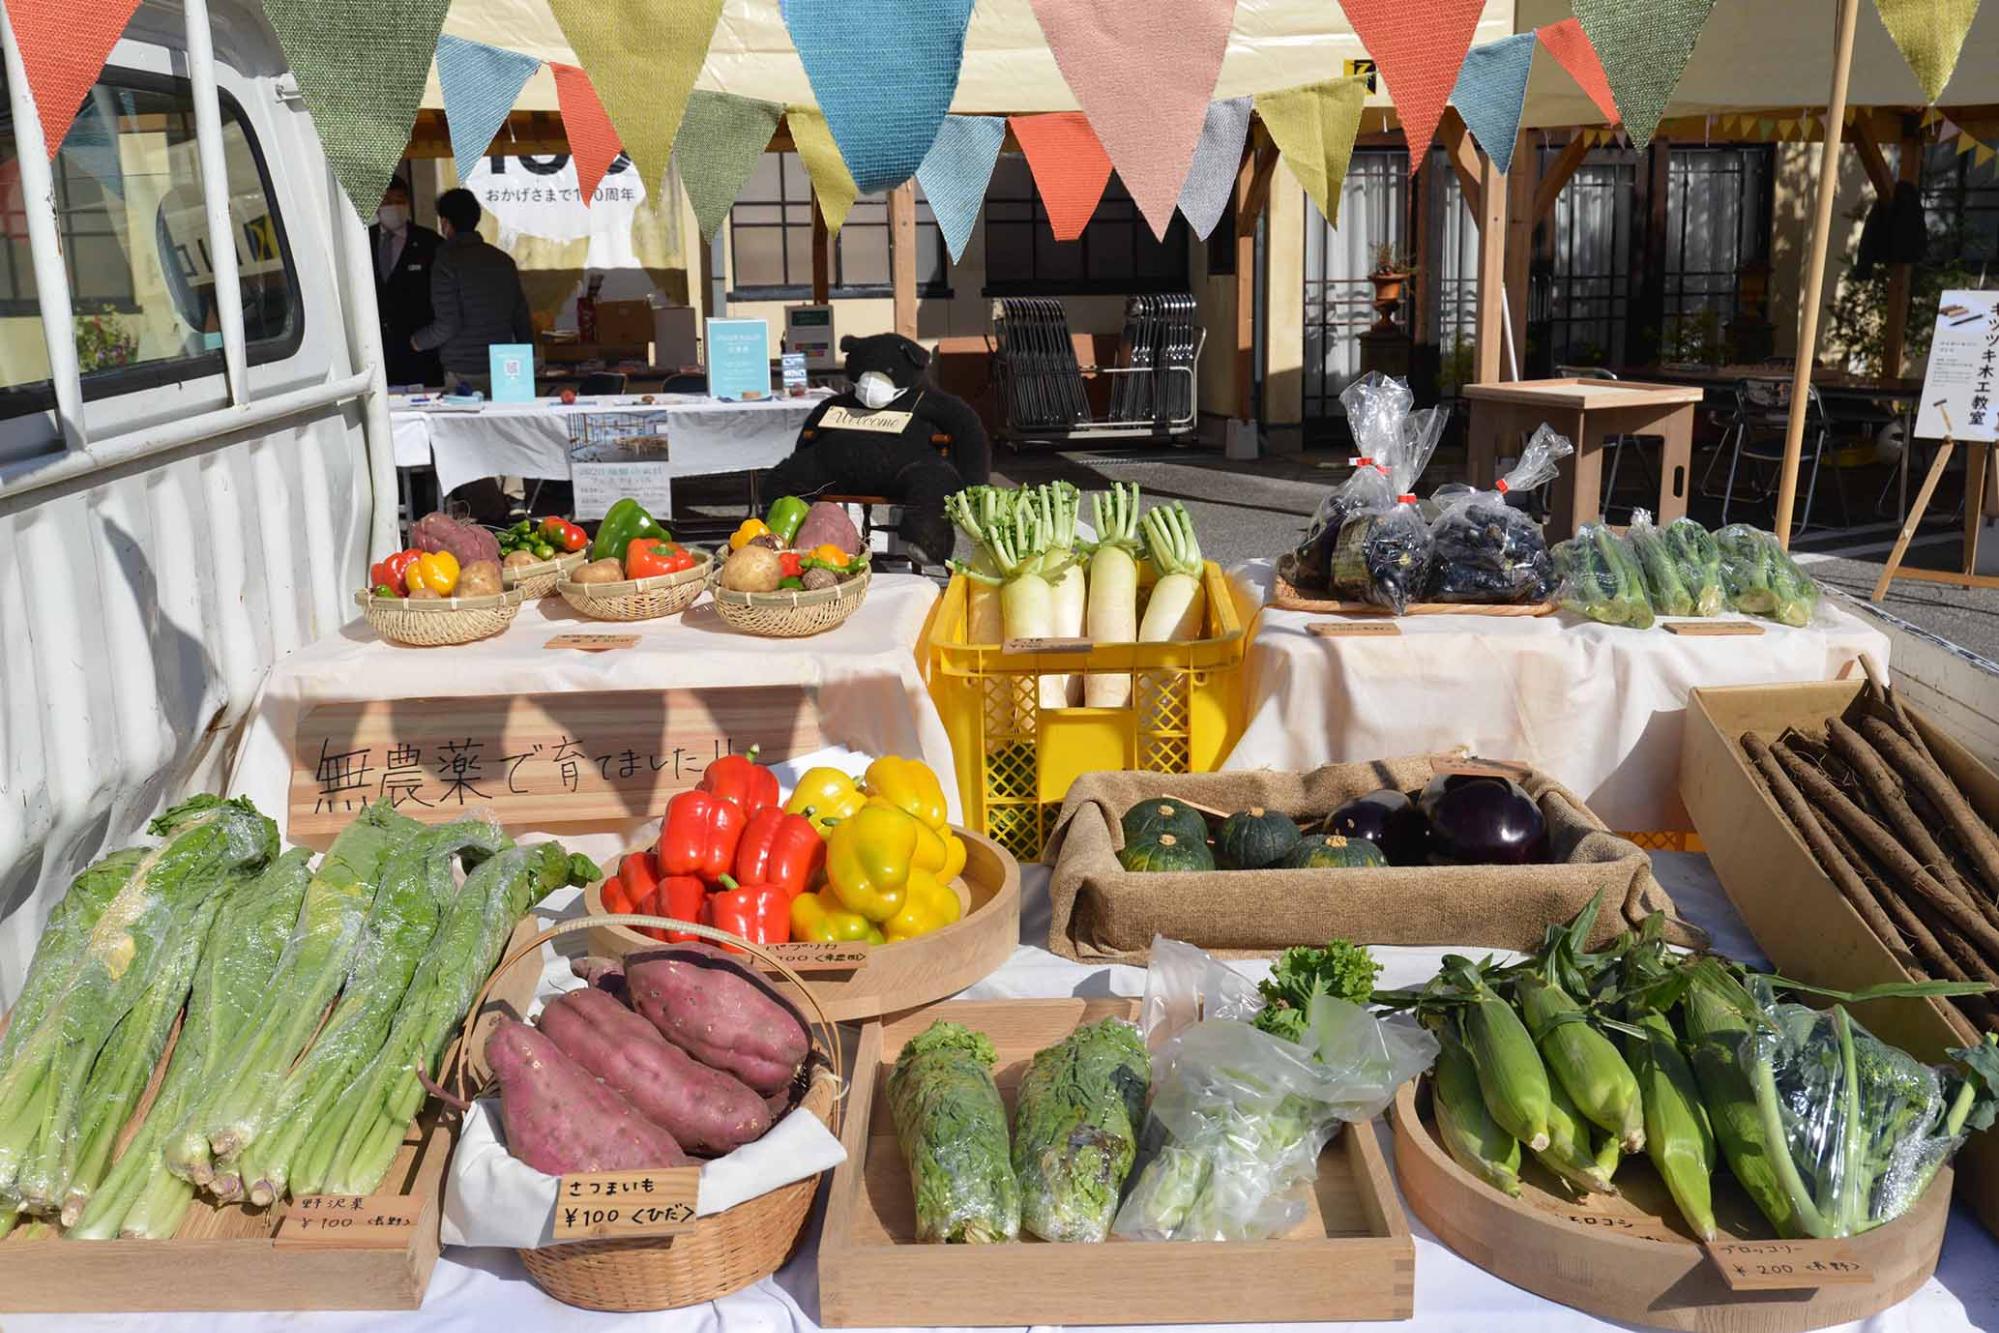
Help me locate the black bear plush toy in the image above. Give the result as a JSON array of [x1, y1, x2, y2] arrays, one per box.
[[765, 333, 989, 565]]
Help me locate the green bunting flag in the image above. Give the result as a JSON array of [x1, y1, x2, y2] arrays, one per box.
[[547, 0, 725, 197], [1874, 0, 1982, 103], [675, 91, 786, 241], [1571, 0, 1716, 150], [789, 107, 859, 235], [1253, 75, 1368, 226], [259, 0, 453, 217]]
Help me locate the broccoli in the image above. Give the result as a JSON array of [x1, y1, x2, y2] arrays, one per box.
[[1254, 940, 1381, 1043]]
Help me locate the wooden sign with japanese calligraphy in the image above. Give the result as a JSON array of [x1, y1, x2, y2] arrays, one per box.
[[288, 688, 822, 847], [1705, 1238, 1874, 1290], [553, 1168, 700, 1242]]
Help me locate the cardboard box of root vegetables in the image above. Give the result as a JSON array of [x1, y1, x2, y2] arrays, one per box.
[[1681, 677, 1999, 1237]]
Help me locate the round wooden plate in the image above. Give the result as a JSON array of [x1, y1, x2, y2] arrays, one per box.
[[1390, 1079, 1950, 1332], [580, 824, 1020, 1022]]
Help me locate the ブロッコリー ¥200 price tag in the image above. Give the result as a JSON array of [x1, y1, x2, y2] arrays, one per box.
[[275, 1193, 426, 1248], [1705, 1238, 1874, 1289], [553, 1168, 700, 1242]]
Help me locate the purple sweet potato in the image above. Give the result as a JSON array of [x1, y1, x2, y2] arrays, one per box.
[[571, 955, 627, 1002], [793, 501, 862, 557], [485, 1019, 689, 1175], [538, 987, 771, 1156], [624, 944, 809, 1096], [413, 511, 502, 568]]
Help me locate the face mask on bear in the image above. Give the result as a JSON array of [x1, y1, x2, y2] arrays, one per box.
[[854, 371, 906, 410]]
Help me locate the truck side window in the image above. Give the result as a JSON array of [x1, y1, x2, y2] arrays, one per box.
[[0, 71, 302, 411]]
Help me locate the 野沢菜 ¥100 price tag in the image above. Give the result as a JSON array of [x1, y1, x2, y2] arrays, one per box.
[[553, 1167, 700, 1242], [275, 1193, 426, 1247]]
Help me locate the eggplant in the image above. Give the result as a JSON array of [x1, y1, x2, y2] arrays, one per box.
[[1323, 789, 1429, 866], [1418, 774, 1550, 866]]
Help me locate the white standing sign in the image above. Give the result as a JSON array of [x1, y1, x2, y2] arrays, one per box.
[[567, 411, 673, 521], [1915, 289, 1999, 443]]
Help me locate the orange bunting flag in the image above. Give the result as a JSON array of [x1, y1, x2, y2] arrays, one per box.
[[1009, 113, 1114, 243], [550, 62, 622, 206], [1338, 0, 1486, 171], [8, 0, 143, 158], [1537, 18, 1620, 126]]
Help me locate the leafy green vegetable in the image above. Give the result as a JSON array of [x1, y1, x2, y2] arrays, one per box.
[[888, 1021, 1020, 1243], [1012, 1018, 1148, 1242], [1254, 940, 1380, 1043]]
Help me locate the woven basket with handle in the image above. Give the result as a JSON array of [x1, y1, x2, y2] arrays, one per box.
[[556, 551, 712, 622], [503, 549, 587, 599], [708, 565, 870, 638], [448, 915, 843, 1313], [356, 588, 525, 646]]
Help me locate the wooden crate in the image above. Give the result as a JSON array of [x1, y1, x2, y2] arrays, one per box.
[[0, 920, 541, 1312], [817, 998, 1414, 1328], [582, 827, 1020, 1022], [1393, 1078, 1950, 1332], [1680, 680, 1999, 1237]]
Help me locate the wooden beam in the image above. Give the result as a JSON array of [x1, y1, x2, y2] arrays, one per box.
[[889, 182, 917, 339], [1846, 118, 1896, 201], [1474, 141, 1507, 383], [1532, 134, 1591, 225], [1235, 133, 1280, 419], [1881, 119, 1922, 376], [1505, 130, 1535, 375], [810, 199, 831, 305], [1440, 110, 1482, 221]]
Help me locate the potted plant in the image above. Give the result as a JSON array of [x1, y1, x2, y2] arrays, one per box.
[[1368, 242, 1414, 333]]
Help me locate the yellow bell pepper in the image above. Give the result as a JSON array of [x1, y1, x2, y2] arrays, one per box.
[[729, 517, 771, 551], [790, 889, 886, 944], [406, 549, 460, 595], [862, 754, 965, 881], [823, 803, 961, 942], [784, 766, 867, 835], [807, 543, 852, 568]]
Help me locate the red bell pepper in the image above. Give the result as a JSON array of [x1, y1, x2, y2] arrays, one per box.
[[733, 807, 825, 900], [640, 874, 710, 943], [699, 745, 780, 817], [655, 789, 746, 880], [708, 877, 790, 949], [601, 851, 648, 915], [541, 516, 589, 553], [778, 550, 804, 579], [369, 549, 419, 597], [626, 536, 692, 579]]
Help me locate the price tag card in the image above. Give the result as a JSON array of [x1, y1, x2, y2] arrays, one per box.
[[761, 940, 873, 972], [554, 1168, 700, 1242], [1307, 620, 1401, 637], [1541, 1204, 1679, 1244], [1001, 637, 1094, 654], [1427, 754, 1534, 782], [1663, 621, 1765, 637], [276, 1193, 427, 1248], [544, 633, 641, 652], [1705, 1239, 1874, 1290]]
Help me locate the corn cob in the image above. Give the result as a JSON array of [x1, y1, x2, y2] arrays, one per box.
[[1462, 984, 1552, 1151], [1626, 1009, 1717, 1241], [1592, 1130, 1622, 1185], [1516, 974, 1645, 1152], [1534, 1072, 1616, 1195], [1431, 1029, 1521, 1197]]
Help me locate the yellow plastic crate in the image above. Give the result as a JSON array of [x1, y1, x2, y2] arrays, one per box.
[[920, 561, 1254, 861]]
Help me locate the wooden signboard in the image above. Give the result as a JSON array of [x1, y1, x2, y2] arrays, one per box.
[[552, 1168, 699, 1242], [275, 1194, 427, 1249], [1308, 620, 1401, 637], [289, 688, 821, 847], [1706, 1238, 1873, 1290], [1662, 621, 1764, 637], [543, 633, 640, 651]]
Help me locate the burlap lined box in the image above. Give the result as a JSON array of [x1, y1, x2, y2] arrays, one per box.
[[1044, 758, 1703, 963]]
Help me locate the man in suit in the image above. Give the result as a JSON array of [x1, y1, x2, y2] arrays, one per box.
[[371, 178, 441, 388]]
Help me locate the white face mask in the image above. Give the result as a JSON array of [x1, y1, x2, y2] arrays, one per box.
[[377, 204, 409, 233], [854, 371, 904, 410]]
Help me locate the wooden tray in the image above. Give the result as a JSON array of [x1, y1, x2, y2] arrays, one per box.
[[1392, 1078, 1950, 1332], [581, 825, 1020, 1022], [1270, 573, 1557, 617], [817, 998, 1414, 1328], [0, 919, 541, 1312], [1681, 679, 1999, 1238]]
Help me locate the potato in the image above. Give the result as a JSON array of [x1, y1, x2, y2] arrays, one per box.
[[721, 545, 783, 593], [503, 549, 539, 570], [456, 560, 503, 597], [801, 567, 838, 591], [573, 557, 626, 584]]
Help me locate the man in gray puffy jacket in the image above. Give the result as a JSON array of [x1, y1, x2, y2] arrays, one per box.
[[411, 188, 534, 395]]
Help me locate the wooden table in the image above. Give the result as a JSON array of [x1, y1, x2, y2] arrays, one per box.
[[1463, 378, 1705, 539]]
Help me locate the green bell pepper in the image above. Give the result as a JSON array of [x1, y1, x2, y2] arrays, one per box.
[[588, 497, 670, 563], [766, 494, 810, 546]]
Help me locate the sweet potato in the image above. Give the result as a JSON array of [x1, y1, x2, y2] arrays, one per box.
[[484, 1019, 688, 1175], [571, 955, 627, 1001], [794, 501, 862, 557], [413, 511, 501, 568], [624, 944, 809, 1096], [539, 986, 771, 1155]]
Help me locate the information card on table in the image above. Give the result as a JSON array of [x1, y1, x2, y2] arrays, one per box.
[[1705, 1238, 1874, 1290], [554, 1168, 700, 1242], [275, 1193, 426, 1247]]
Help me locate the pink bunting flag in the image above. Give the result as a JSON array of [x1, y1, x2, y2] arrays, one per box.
[[1339, 0, 1486, 171], [7, 0, 143, 158], [1009, 113, 1114, 243], [1537, 18, 1621, 126], [1026, 0, 1240, 239], [550, 62, 623, 206]]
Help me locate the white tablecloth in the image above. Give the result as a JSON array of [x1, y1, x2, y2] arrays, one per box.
[[227, 574, 956, 845], [391, 393, 829, 496], [1225, 560, 1893, 832], [16, 855, 1995, 1333]]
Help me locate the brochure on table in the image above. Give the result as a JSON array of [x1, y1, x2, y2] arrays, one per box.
[[1915, 289, 1999, 443], [488, 343, 537, 404], [707, 318, 773, 401]]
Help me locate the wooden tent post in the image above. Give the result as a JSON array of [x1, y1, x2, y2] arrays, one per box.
[[1235, 131, 1279, 419], [890, 182, 918, 338], [1773, 0, 1861, 545], [811, 200, 832, 305], [1474, 138, 1507, 382]]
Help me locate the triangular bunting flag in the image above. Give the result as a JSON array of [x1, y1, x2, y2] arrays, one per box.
[[1026, 0, 1241, 238], [1571, 0, 1717, 149], [786, 0, 974, 194], [1009, 113, 1115, 243], [1341, 0, 1486, 172], [435, 35, 542, 182], [259, 0, 452, 215], [789, 107, 859, 235], [6, 0, 141, 158], [1537, 18, 1620, 126], [1778, 118, 1797, 139], [1920, 106, 1942, 126], [1253, 75, 1368, 226], [1874, 0, 1981, 103], [547, 0, 723, 196], [917, 115, 1007, 263], [549, 62, 621, 204], [1977, 142, 1995, 168], [1177, 97, 1253, 241], [1450, 32, 1536, 175], [675, 90, 785, 241]]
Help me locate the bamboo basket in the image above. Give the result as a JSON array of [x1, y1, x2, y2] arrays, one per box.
[[707, 566, 870, 638], [503, 550, 587, 599], [355, 587, 525, 646], [556, 551, 713, 622], [448, 914, 844, 1313]]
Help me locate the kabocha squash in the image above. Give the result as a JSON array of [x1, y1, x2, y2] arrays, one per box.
[[1215, 808, 1302, 870], [1117, 831, 1215, 873], [1119, 799, 1208, 847], [1278, 834, 1388, 870]]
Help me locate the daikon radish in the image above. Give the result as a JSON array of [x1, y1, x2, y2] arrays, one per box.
[[954, 496, 1071, 682], [1036, 483, 1087, 707], [946, 487, 1014, 645], [1084, 482, 1143, 706], [1139, 502, 1206, 641]]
